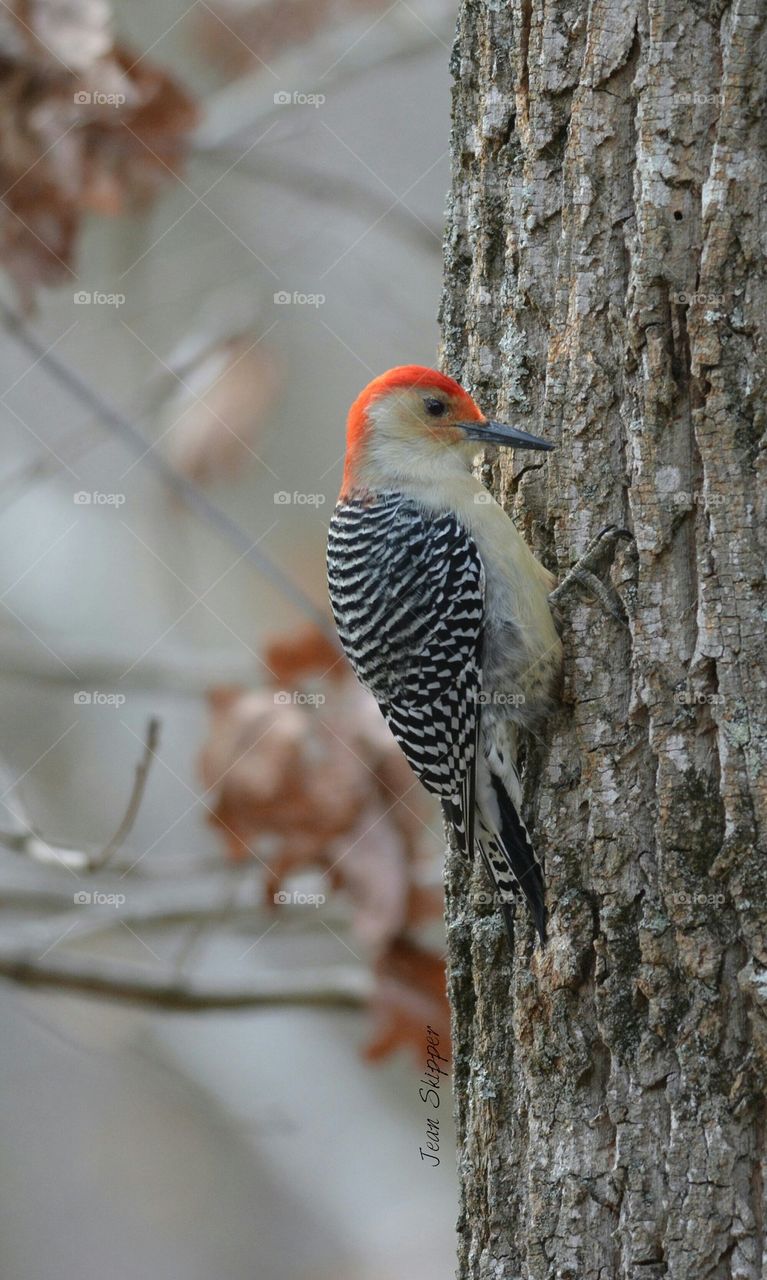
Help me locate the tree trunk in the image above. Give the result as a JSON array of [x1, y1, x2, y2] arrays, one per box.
[[441, 2, 767, 1277]]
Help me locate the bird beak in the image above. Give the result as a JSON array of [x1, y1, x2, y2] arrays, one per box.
[[457, 419, 554, 452]]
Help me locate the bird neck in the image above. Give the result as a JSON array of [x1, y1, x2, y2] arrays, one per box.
[[341, 435, 478, 501]]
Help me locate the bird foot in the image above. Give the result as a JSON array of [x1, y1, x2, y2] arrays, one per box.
[[549, 525, 632, 625]]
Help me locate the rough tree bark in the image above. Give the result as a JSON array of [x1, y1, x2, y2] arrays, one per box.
[[441, 2, 767, 1277]]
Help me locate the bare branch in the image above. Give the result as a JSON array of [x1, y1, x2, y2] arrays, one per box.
[[0, 300, 336, 639], [0, 950, 371, 1010], [171, 865, 257, 977], [89, 717, 160, 870], [0, 718, 161, 873], [0, 756, 92, 871], [194, 150, 442, 255], [0, 424, 104, 512], [0, 348, 226, 513], [0, 832, 90, 871], [0, 877, 355, 948]]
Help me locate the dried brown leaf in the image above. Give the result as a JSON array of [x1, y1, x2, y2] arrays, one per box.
[[199, 627, 443, 948], [363, 938, 450, 1063], [0, 2, 198, 299], [166, 341, 283, 486], [198, 0, 388, 73]]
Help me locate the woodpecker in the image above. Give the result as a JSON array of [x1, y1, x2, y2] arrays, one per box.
[[326, 366, 562, 947]]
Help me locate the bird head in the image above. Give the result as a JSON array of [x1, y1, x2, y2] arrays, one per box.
[[341, 365, 552, 495]]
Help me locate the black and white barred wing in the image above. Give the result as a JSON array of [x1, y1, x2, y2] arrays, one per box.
[[327, 495, 484, 832]]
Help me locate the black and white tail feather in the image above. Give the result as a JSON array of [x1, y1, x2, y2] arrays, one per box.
[[327, 491, 547, 950], [443, 717, 546, 947]]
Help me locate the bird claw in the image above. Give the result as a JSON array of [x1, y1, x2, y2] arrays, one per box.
[[587, 525, 633, 560], [549, 525, 633, 624]]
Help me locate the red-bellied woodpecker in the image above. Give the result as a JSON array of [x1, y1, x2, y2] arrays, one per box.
[[326, 365, 562, 947]]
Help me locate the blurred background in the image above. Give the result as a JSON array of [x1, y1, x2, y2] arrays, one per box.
[[0, 1, 460, 1276]]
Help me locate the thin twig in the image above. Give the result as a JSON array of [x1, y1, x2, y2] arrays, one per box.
[[0, 881, 355, 950], [0, 300, 336, 639], [0, 424, 104, 511], [0, 348, 225, 512], [195, 149, 442, 255], [0, 947, 368, 1003], [171, 862, 257, 976], [89, 717, 160, 870], [0, 831, 90, 871], [0, 950, 371, 1010], [0, 718, 162, 872]]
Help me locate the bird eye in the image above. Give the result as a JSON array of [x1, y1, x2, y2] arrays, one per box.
[[424, 397, 447, 418]]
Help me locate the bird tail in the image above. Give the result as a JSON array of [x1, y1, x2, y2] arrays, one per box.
[[479, 775, 547, 945], [476, 733, 547, 947], [442, 721, 547, 949], [476, 831, 517, 949]]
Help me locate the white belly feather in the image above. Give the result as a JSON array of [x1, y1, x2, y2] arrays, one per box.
[[404, 471, 562, 721]]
